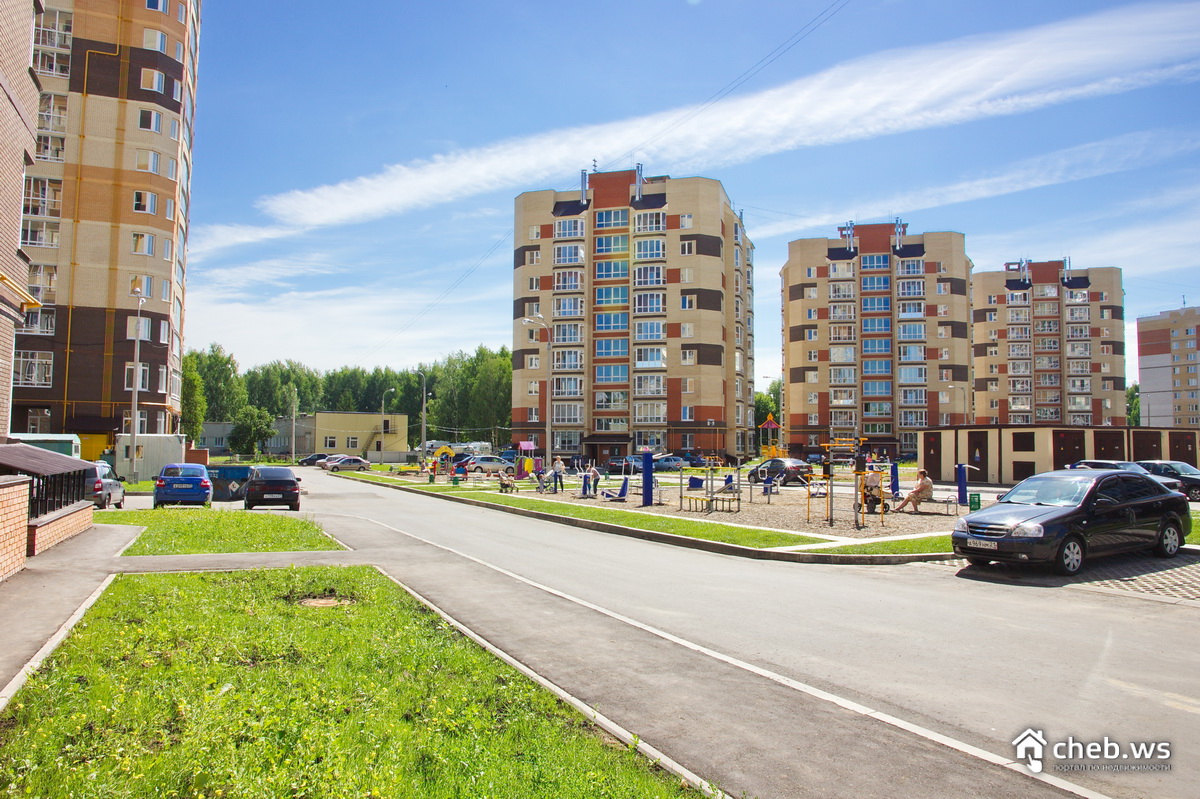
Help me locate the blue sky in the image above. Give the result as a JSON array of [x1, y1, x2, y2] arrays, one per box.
[[185, 0, 1200, 386]]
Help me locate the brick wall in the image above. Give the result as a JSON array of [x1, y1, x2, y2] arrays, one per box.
[[27, 500, 94, 556], [0, 476, 31, 581]]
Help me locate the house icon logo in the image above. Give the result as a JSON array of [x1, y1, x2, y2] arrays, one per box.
[[1012, 728, 1048, 773]]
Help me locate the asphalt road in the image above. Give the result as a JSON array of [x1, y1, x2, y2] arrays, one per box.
[[248, 469, 1195, 799]]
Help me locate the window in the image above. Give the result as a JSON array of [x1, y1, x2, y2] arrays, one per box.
[[862, 339, 891, 354], [861, 276, 890, 292], [897, 259, 923, 275], [132, 191, 157, 214], [898, 322, 925, 340], [135, 149, 160, 173], [132, 232, 155, 255], [898, 345, 924, 362], [595, 312, 628, 331], [20, 220, 59, 248], [525, 354, 539, 369], [679, 214, 693, 229], [862, 360, 890, 375], [634, 347, 666, 369], [897, 279, 925, 297], [37, 94, 68, 134], [863, 381, 892, 396], [169, 118, 180, 140], [681, 348, 696, 365], [528, 226, 541, 240], [594, 235, 628, 254], [146, 0, 169, 10], [554, 218, 584, 238], [634, 265, 664, 286], [899, 410, 927, 427], [139, 109, 162, 132], [634, 239, 665, 260], [861, 297, 890, 313], [635, 321, 663, 340], [681, 294, 696, 310], [554, 270, 581, 291], [525, 250, 541, 265], [634, 212, 666, 232], [144, 28, 167, 52], [553, 244, 583, 264], [140, 68, 165, 92], [552, 403, 583, 424], [634, 292, 665, 314], [552, 350, 582, 370], [527, 380, 539, 396], [552, 377, 583, 398], [680, 322, 695, 338], [830, 366, 856, 384], [595, 260, 629, 279], [680, 241, 695, 256], [900, 388, 926, 405], [525, 301, 540, 317], [553, 296, 583, 317], [682, 378, 694, 394], [681, 405, 695, 422], [23, 178, 62, 217], [597, 364, 633, 383], [126, 315, 151, 341], [124, 361, 150, 391], [595, 209, 628, 228], [21, 308, 55, 335], [861, 255, 888, 270], [554, 323, 582, 343], [36, 134, 66, 162], [862, 318, 891, 334], [633, 403, 666, 424], [898, 366, 926, 384], [634, 375, 665, 396], [595, 338, 628, 358], [595, 390, 629, 410]]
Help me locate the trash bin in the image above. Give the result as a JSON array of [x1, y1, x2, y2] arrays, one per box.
[[969, 493, 981, 512], [428, 474, 435, 484], [451, 476, 459, 486]]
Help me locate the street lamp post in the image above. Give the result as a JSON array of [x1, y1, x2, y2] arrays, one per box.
[[948, 384, 969, 467], [417, 371, 427, 469], [381, 387, 395, 463], [290, 384, 298, 463], [522, 314, 552, 466], [130, 288, 146, 482]]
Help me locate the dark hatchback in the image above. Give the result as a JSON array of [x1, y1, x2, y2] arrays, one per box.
[[153, 464, 213, 509], [244, 466, 302, 511], [952, 469, 1189, 575], [1136, 460, 1200, 502], [746, 458, 812, 485]]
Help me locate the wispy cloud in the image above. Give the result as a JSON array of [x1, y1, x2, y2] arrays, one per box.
[[243, 2, 1200, 236], [187, 223, 308, 263], [747, 128, 1200, 239]]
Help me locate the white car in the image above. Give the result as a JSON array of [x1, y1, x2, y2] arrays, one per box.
[[459, 455, 516, 474]]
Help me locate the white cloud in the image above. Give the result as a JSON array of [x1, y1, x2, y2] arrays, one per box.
[[187, 223, 307, 263], [252, 3, 1200, 232], [748, 128, 1200, 239]]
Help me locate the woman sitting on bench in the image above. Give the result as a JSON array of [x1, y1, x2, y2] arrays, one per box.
[[894, 468, 933, 512]]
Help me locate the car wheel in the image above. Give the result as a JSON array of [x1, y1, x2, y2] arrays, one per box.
[[290, 503, 300, 512], [474, 467, 484, 473], [358, 466, 368, 471], [152, 501, 160, 509], [115, 495, 124, 509], [1053, 536, 1085, 576], [965, 557, 992, 567], [98, 494, 108, 510], [244, 501, 253, 510], [1153, 520, 1182, 558], [331, 466, 340, 472], [505, 467, 515, 475], [1188, 487, 1200, 502], [748, 473, 758, 484]]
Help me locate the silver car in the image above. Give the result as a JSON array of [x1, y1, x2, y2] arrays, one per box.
[[459, 455, 516, 474], [86, 461, 125, 509]]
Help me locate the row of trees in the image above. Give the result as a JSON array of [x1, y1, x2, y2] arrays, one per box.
[[182, 344, 513, 454]]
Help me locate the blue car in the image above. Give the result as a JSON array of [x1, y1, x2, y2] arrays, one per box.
[[153, 463, 213, 509]]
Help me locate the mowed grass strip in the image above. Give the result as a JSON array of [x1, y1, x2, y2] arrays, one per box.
[[0, 567, 697, 798], [808, 535, 954, 555], [101, 509, 343, 556]]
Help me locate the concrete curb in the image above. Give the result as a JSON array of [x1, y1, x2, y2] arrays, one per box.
[[340, 475, 958, 566]]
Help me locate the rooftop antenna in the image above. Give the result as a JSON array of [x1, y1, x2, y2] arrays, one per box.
[[592, 158, 598, 172], [893, 216, 905, 249], [840, 220, 855, 250], [580, 169, 588, 204], [635, 162, 643, 202]]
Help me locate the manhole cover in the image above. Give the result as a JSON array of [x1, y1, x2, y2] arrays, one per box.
[[297, 597, 355, 607]]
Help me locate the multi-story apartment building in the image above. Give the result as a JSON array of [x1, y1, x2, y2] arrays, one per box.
[[14, 0, 200, 460], [971, 260, 1125, 427], [1136, 306, 1200, 428], [512, 168, 755, 466], [781, 221, 973, 459], [1, 0, 44, 436]]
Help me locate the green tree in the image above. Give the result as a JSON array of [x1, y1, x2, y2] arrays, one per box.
[[190, 344, 247, 422], [1126, 382, 1140, 426], [323, 367, 369, 412], [228, 406, 277, 456], [179, 353, 207, 442]]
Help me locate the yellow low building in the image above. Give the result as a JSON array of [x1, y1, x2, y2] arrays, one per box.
[[298, 412, 410, 460]]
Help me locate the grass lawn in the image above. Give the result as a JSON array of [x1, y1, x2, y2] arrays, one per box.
[[807, 535, 954, 556], [100, 509, 343, 556], [0, 567, 696, 798]]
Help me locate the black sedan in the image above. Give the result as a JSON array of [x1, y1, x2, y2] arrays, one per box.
[[1136, 460, 1200, 502], [244, 466, 302, 511], [746, 458, 811, 486], [952, 469, 1189, 575], [298, 453, 329, 467]]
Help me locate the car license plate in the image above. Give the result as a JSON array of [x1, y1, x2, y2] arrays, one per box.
[[264, 493, 282, 499], [966, 538, 998, 550], [173, 483, 190, 489]]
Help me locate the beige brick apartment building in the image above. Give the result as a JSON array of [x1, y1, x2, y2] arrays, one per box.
[[971, 260, 1125, 427], [14, 0, 200, 461], [511, 168, 755, 466], [780, 221, 973, 459], [1136, 305, 1200, 428]]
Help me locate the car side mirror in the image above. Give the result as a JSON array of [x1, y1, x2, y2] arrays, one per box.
[[1093, 496, 1117, 510], [118, 476, 127, 482], [295, 477, 301, 482]]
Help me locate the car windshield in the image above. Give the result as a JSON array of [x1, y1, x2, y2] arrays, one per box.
[[1001, 474, 1094, 507], [162, 466, 205, 478], [254, 468, 295, 480], [1168, 461, 1200, 475], [1117, 462, 1151, 474]]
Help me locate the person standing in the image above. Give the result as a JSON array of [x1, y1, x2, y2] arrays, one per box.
[[586, 462, 601, 497], [552, 456, 566, 493]]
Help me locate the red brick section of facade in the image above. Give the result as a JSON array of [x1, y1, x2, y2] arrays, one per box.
[[26, 500, 94, 557], [0, 476, 32, 581]]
